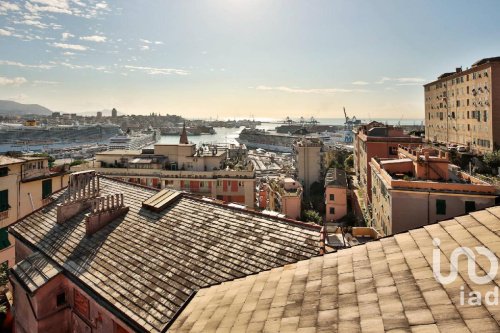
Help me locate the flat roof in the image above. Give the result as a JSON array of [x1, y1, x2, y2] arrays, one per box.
[[10, 177, 321, 333], [169, 206, 500, 332], [325, 167, 348, 187], [96, 150, 142, 155]]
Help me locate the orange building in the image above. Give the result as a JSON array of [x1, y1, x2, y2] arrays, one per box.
[[324, 168, 348, 222], [369, 146, 497, 235], [353, 122, 423, 204]]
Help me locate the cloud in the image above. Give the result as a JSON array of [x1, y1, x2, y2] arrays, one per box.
[[53, 42, 87, 50], [124, 65, 189, 76], [0, 60, 54, 69], [352, 81, 370, 85], [27, 0, 72, 14], [375, 77, 426, 85], [80, 35, 106, 42], [0, 1, 20, 12], [255, 85, 367, 94], [32, 80, 59, 85], [0, 76, 27, 86], [16, 19, 49, 29], [0, 28, 11, 36], [71, 0, 86, 6], [62, 51, 75, 56], [95, 1, 107, 9], [61, 32, 74, 40], [58, 62, 108, 72], [140, 45, 150, 50]]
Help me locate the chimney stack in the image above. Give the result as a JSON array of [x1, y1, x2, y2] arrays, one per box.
[[85, 193, 129, 236], [57, 170, 99, 224]]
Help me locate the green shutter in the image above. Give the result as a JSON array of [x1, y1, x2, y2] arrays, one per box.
[[0, 228, 10, 250], [0, 168, 8, 177], [42, 179, 53, 199], [436, 199, 446, 215], [0, 190, 8, 212]]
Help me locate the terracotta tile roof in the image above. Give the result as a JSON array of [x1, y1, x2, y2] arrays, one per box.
[[0, 155, 25, 166], [169, 206, 500, 333], [9, 177, 321, 333], [10, 251, 62, 294]]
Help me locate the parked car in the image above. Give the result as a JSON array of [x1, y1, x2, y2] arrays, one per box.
[[457, 145, 467, 152]]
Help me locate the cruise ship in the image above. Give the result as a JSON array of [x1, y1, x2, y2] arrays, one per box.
[[108, 129, 161, 150], [236, 128, 300, 153], [0, 123, 122, 152]]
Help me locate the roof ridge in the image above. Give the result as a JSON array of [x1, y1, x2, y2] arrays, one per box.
[[183, 193, 322, 232]]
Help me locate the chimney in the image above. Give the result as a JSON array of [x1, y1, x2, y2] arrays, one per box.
[[85, 193, 129, 236], [57, 171, 99, 224]]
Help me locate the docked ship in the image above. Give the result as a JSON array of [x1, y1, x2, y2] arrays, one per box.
[[108, 128, 161, 150], [0, 122, 122, 152], [236, 128, 300, 153]]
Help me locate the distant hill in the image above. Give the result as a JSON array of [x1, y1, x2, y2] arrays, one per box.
[[0, 100, 53, 116]]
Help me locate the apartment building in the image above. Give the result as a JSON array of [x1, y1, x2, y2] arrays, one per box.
[[353, 121, 422, 202], [294, 138, 323, 197], [424, 56, 500, 153], [370, 146, 497, 235], [324, 168, 348, 222], [0, 156, 69, 269], [93, 142, 256, 208], [259, 177, 302, 220]]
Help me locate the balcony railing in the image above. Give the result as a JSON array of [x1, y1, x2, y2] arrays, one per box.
[[22, 168, 50, 181], [0, 210, 8, 221]]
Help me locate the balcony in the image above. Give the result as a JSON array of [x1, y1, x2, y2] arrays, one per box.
[[22, 167, 50, 181], [0, 210, 8, 222]]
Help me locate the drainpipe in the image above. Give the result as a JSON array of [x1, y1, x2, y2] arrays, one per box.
[[427, 191, 430, 225], [28, 193, 35, 212]]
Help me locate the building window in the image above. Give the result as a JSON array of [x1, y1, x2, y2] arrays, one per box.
[[329, 194, 335, 201], [0, 168, 7, 177], [436, 199, 446, 215], [0, 190, 8, 212], [465, 201, 476, 214], [42, 179, 53, 199], [56, 292, 66, 307], [329, 207, 335, 215], [0, 228, 11, 250]]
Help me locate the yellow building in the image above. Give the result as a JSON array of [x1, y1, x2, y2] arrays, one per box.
[[0, 156, 69, 269], [293, 138, 323, 197], [92, 143, 256, 208], [424, 56, 500, 153]]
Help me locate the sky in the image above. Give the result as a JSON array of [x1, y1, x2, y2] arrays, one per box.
[[1, 0, 500, 120]]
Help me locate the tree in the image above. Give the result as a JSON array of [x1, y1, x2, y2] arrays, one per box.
[[344, 154, 354, 170], [302, 210, 322, 225], [483, 150, 500, 173]]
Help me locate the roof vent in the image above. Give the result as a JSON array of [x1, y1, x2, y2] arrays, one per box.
[[85, 193, 129, 236], [142, 188, 182, 212], [57, 170, 100, 224]]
